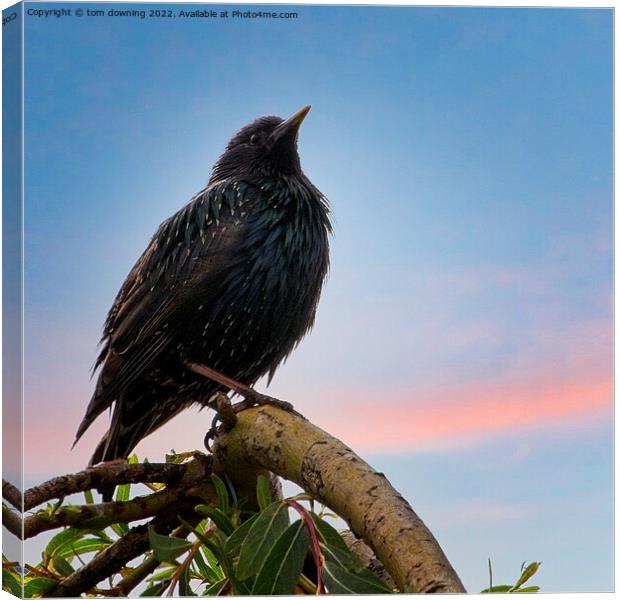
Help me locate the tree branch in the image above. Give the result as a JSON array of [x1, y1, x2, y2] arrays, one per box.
[[2, 503, 22, 538], [24, 483, 213, 539], [341, 530, 395, 589], [22, 455, 212, 511], [2, 479, 22, 511], [47, 502, 202, 597], [212, 405, 466, 593]]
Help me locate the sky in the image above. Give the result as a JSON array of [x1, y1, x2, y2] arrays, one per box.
[[11, 3, 613, 593]]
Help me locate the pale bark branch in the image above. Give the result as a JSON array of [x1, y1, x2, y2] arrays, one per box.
[[212, 405, 466, 593]]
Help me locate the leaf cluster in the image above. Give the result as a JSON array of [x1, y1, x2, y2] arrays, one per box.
[[142, 473, 394, 596], [2, 453, 394, 597]]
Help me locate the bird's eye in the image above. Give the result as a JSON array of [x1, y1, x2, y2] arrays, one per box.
[[249, 134, 259, 145]]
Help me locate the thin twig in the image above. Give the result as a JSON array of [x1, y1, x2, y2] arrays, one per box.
[[285, 499, 324, 594], [167, 540, 201, 596]]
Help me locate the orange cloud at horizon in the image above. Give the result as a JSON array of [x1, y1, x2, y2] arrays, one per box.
[[318, 374, 612, 453]]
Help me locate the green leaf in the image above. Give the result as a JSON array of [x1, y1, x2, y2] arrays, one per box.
[[23, 577, 57, 598], [146, 567, 176, 582], [2, 568, 22, 597], [179, 518, 227, 566], [236, 501, 289, 580], [140, 581, 170, 596], [203, 579, 228, 596], [311, 513, 391, 592], [513, 586, 540, 593], [224, 513, 259, 559], [323, 560, 393, 594], [321, 549, 392, 593], [481, 585, 514, 593], [512, 562, 541, 590], [321, 543, 364, 574], [231, 580, 252, 595], [148, 528, 192, 563], [193, 547, 222, 583], [57, 537, 111, 559], [44, 527, 85, 559], [165, 450, 195, 464], [256, 475, 272, 511], [111, 522, 130, 537], [211, 474, 230, 515], [83, 490, 94, 505], [115, 483, 130, 503], [199, 544, 225, 580], [52, 555, 74, 577], [195, 505, 234, 536], [310, 514, 364, 572], [179, 567, 196, 596], [311, 515, 351, 554], [251, 521, 309, 595]]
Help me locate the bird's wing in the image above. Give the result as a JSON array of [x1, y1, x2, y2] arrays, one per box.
[[75, 179, 254, 442]]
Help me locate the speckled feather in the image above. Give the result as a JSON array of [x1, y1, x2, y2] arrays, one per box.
[[75, 110, 331, 466]]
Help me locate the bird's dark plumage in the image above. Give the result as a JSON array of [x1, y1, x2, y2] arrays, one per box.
[[74, 106, 331, 473]]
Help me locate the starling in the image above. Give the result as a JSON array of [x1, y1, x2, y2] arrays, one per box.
[[74, 105, 331, 471]]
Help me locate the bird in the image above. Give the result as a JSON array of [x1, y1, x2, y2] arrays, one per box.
[[74, 105, 331, 482]]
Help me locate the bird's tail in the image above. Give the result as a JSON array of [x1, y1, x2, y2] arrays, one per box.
[[89, 399, 150, 502], [89, 400, 145, 466], [90, 396, 185, 501]]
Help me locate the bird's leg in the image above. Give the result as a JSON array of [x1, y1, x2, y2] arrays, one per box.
[[204, 392, 234, 451], [187, 362, 300, 416]]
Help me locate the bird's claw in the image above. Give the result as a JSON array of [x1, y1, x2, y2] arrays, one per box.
[[203, 390, 302, 454], [251, 393, 295, 414], [203, 413, 221, 452]]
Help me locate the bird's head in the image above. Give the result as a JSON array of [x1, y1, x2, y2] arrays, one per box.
[[209, 105, 311, 184]]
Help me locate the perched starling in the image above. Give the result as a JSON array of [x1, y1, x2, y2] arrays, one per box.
[[74, 105, 331, 470]]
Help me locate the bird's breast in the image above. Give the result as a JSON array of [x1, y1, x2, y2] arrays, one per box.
[[190, 185, 329, 377]]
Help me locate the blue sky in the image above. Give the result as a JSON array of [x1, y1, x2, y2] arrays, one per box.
[[17, 4, 613, 592]]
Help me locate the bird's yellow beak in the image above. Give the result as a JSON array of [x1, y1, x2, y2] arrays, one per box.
[[270, 105, 311, 144]]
